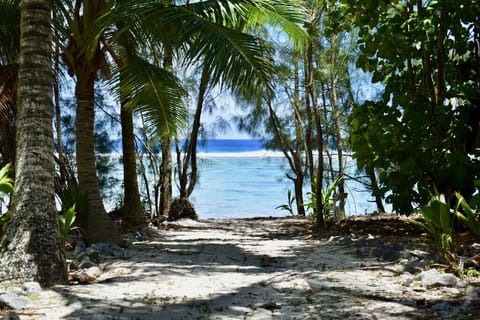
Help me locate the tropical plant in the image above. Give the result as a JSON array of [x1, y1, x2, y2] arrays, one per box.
[[58, 205, 80, 245], [276, 189, 296, 216], [306, 176, 344, 223], [455, 192, 480, 238], [413, 193, 456, 262], [0, 163, 13, 235], [0, 163, 13, 197]]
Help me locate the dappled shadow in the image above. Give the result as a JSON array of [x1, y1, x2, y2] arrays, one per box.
[[44, 218, 478, 320]]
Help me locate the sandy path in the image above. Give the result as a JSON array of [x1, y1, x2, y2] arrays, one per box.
[[3, 218, 477, 319]]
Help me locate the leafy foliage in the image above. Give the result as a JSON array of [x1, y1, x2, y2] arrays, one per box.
[[0, 162, 13, 196], [455, 192, 480, 238], [276, 189, 295, 216], [306, 176, 344, 222], [0, 163, 12, 235], [347, 0, 480, 213], [58, 205, 79, 245], [413, 193, 455, 260], [414, 188, 480, 265]]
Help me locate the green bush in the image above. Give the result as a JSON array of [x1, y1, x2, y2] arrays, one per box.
[[306, 176, 344, 222], [414, 189, 480, 266], [414, 193, 455, 261]]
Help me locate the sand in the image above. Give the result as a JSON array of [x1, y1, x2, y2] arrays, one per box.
[[1, 218, 479, 319]]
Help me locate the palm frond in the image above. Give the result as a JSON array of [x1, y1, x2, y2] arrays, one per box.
[[182, 12, 274, 99], [0, 0, 20, 64], [243, 0, 307, 50], [113, 1, 276, 100], [0, 63, 18, 120], [111, 53, 187, 138]]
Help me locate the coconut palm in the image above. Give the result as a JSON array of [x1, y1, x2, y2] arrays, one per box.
[[56, 0, 125, 245], [172, 1, 306, 200], [0, 0, 67, 286], [111, 0, 306, 217]]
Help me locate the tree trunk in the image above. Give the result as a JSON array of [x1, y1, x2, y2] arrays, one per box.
[[292, 50, 306, 217], [160, 45, 174, 217], [330, 35, 346, 221], [75, 70, 123, 245], [0, 0, 67, 286], [367, 166, 386, 213], [178, 63, 210, 198], [120, 104, 146, 228], [305, 30, 325, 228], [160, 135, 172, 217]]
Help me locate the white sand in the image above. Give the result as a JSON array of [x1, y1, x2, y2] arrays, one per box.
[[1, 218, 476, 319]]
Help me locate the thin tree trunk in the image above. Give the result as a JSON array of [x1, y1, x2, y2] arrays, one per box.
[[54, 41, 68, 194], [367, 166, 386, 213], [120, 106, 146, 228], [320, 81, 335, 184], [178, 63, 210, 198], [330, 35, 346, 220], [159, 45, 174, 217], [292, 51, 306, 217], [306, 31, 325, 228], [160, 135, 172, 217], [0, 0, 67, 286], [75, 70, 123, 245], [292, 50, 306, 217]]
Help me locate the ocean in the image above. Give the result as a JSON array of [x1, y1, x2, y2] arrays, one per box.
[[170, 139, 381, 219]]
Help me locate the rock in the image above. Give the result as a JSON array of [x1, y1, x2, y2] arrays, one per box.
[[73, 239, 87, 258], [78, 257, 96, 269], [168, 197, 198, 221], [0, 292, 28, 310], [416, 269, 460, 288], [89, 242, 125, 258], [85, 247, 100, 263], [403, 259, 428, 273], [70, 271, 96, 284], [379, 244, 406, 261], [22, 282, 42, 294], [431, 301, 451, 312], [133, 231, 146, 241], [337, 236, 355, 245], [356, 246, 373, 256], [85, 266, 102, 279]]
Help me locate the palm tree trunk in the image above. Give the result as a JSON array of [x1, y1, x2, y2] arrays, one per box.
[[75, 69, 123, 245], [120, 104, 146, 228], [0, 0, 67, 286]]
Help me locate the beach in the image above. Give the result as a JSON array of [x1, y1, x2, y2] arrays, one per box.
[[1, 217, 479, 319]]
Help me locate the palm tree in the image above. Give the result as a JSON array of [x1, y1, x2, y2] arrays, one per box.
[[123, 0, 306, 211], [58, 0, 124, 245], [0, 0, 67, 286]]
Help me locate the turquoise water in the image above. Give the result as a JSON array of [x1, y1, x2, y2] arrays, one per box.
[[189, 156, 292, 218], [171, 140, 381, 219], [106, 139, 382, 218]]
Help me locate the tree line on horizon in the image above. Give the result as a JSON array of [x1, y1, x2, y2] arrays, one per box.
[[0, 0, 478, 286]]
